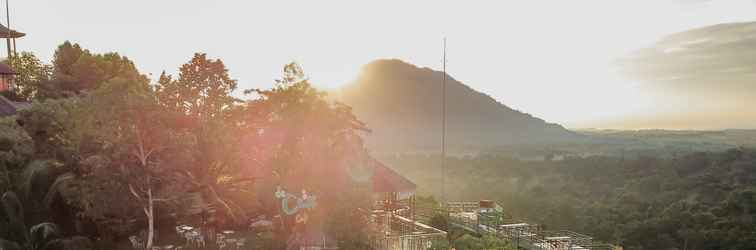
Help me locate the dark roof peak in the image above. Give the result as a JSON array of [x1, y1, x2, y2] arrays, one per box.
[[0, 23, 24, 38], [371, 158, 416, 193]]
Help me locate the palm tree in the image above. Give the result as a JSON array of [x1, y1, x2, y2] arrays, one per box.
[[0, 191, 92, 250]]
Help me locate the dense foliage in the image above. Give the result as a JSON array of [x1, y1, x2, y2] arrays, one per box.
[[386, 148, 756, 249], [0, 42, 373, 249]]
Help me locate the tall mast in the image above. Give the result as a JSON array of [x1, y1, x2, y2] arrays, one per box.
[[441, 37, 447, 203], [5, 0, 10, 59]]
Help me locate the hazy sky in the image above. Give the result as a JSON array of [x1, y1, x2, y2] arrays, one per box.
[[9, 0, 756, 129]]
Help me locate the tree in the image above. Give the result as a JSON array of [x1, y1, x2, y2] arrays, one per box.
[[17, 98, 86, 165], [155, 53, 252, 224], [77, 78, 191, 249], [155, 53, 238, 119], [2, 102, 95, 245], [452, 234, 514, 250], [248, 63, 368, 188], [0, 116, 34, 177], [0, 191, 93, 250], [244, 63, 371, 248], [2, 52, 52, 101], [49, 41, 148, 96]]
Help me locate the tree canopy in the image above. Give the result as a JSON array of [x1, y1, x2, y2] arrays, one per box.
[[387, 149, 756, 249], [0, 42, 375, 249]]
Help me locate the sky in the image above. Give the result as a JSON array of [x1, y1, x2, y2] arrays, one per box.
[[9, 0, 756, 129]]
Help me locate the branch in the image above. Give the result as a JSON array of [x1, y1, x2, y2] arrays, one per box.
[[135, 127, 147, 167], [129, 184, 144, 201], [143, 147, 159, 162], [136, 184, 148, 196], [184, 171, 203, 187], [226, 177, 259, 186], [207, 185, 239, 222], [152, 197, 178, 203]]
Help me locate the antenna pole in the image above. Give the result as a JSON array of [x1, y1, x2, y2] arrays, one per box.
[[441, 37, 447, 203], [4, 0, 10, 59]]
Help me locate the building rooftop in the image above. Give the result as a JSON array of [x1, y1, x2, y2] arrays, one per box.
[[0, 63, 16, 75], [0, 24, 24, 38], [371, 158, 417, 193]]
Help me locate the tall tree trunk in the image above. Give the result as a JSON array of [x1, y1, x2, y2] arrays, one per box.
[[145, 187, 155, 249]]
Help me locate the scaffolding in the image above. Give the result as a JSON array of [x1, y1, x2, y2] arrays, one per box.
[[369, 210, 447, 250], [370, 166, 446, 250], [497, 222, 541, 248], [530, 230, 596, 250], [368, 157, 616, 250], [415, 200, 618, 250]]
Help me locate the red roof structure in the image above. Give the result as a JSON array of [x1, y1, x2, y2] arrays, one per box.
[[370, 158, 416, 193], [0, 63, 15, 75]]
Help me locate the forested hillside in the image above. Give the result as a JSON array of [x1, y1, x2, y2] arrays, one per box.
[[385, 148, 756, 249], [335, 59, 579, 153]]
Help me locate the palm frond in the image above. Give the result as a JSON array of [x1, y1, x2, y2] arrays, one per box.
[[1, 191, 27, 244], [29, 222, 60, 250], [42, 173, 76, 211], [18, 160, 56, 204]]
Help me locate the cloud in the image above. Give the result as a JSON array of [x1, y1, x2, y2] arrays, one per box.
[[613, 22, 756, 129], [619, 22, 756, 96]]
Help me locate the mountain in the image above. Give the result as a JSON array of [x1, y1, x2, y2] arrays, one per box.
[[334, 59, 579, 152]]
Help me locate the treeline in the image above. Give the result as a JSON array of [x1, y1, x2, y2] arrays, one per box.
[[0, 42, 372, 249], [385, 148, 756, 250]]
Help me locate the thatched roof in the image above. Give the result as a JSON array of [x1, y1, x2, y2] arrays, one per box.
[[371, 159, 416, 193], [0, 24, 24, 38]]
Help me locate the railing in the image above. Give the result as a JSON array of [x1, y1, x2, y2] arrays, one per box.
[[369, 210, 447, 250], [370, 233, 446, 250], [413, 201, 617, 250], [530, 230, 595, 250], [446, 202, 479, 212]]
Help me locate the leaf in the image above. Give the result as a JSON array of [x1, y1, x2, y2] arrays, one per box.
[[1, 191, 27, 244], [29, 222, 60, 250], [42, 173, 75, 211]]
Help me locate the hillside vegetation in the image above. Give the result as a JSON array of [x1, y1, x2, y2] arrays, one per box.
[[385, 148, 756, 249]]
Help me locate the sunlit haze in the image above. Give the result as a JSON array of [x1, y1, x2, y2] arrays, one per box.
[[12, 0, 756, 129], [3, 2, 756, 249]]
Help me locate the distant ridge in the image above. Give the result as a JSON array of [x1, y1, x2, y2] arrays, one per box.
[[334, 59, 579, 152]]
